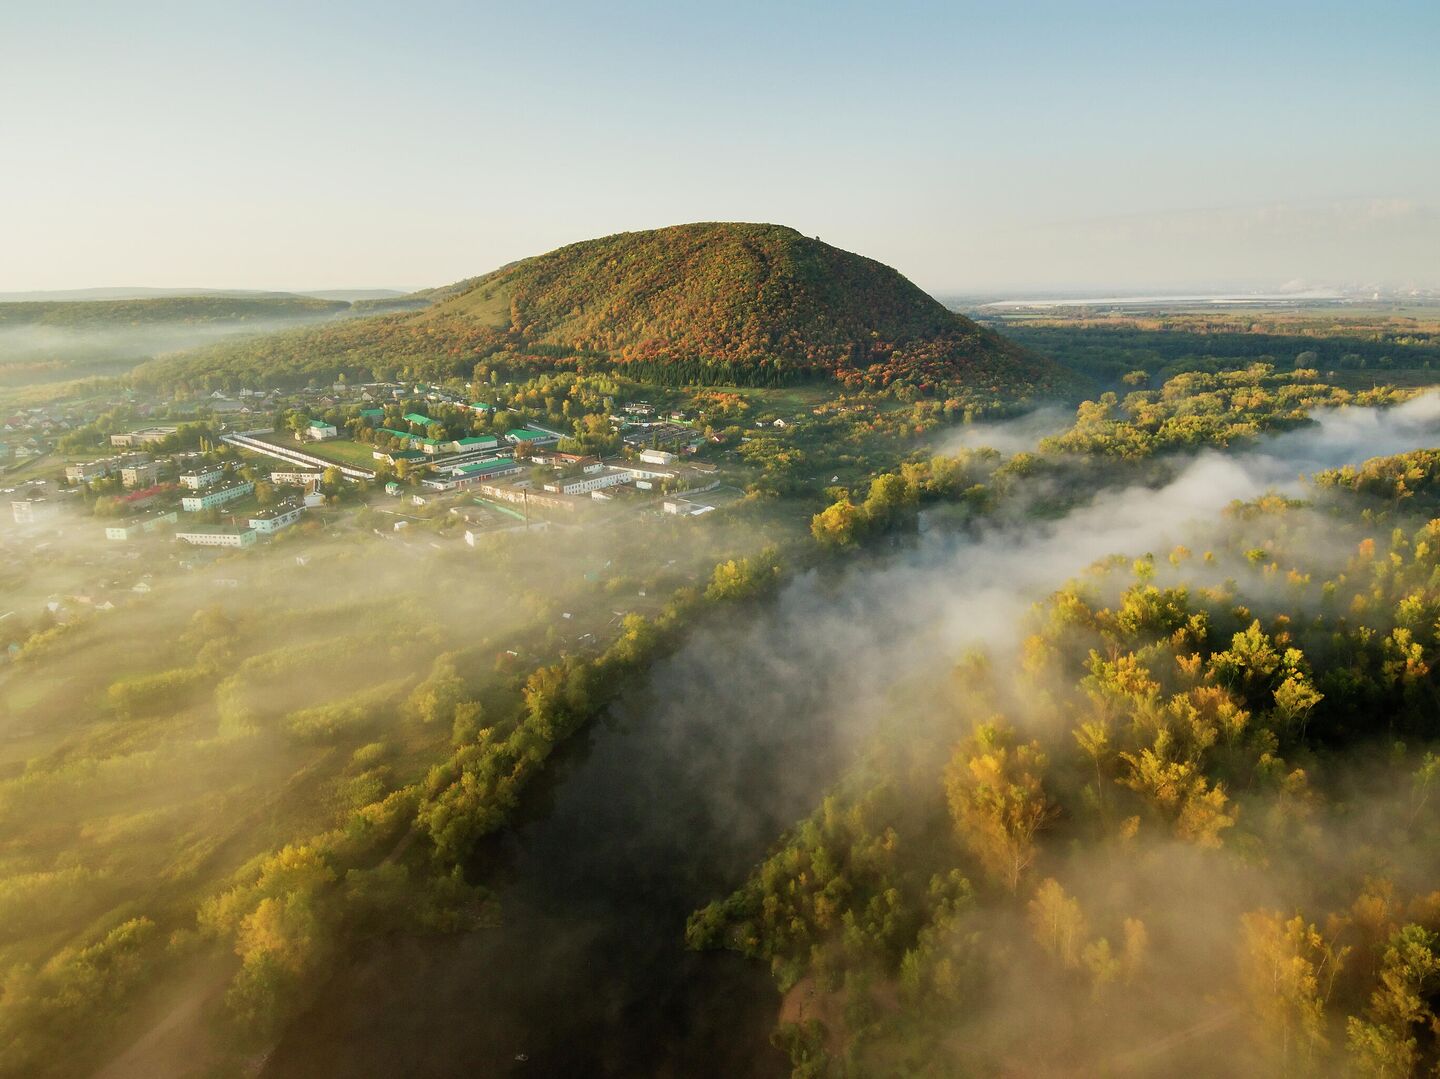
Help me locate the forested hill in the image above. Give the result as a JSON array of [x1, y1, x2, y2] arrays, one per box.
[[428, 223, 962, 362], [132, 223, 1079, 404]]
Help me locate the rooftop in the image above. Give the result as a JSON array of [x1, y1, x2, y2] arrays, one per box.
[[456, 458, 520, 475]]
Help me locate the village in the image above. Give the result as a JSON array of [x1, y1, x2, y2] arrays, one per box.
[[0, 376, 770, 644]]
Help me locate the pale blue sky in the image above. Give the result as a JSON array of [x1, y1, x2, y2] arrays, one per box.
[[3, 0, 1437, 292]]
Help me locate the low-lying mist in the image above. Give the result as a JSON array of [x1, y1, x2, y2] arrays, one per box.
[[0, 318, 342, 384], [659, 394, 1440, 1074]]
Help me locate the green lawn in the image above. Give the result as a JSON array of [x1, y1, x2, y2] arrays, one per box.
[[303, 439, 383, 468], [249, 436, 378, 469]]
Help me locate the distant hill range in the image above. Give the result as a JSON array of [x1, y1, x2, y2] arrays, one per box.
[[0, 287, 411, 303], [131, 223, 1078, 402]]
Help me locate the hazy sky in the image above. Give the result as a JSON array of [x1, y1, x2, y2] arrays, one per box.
[[4, 0, 1437, 294]]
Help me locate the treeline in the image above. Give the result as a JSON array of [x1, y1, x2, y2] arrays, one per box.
[[0, 295, 349, 330], [810, 451, 1000, 547], [692, 456, 1440, 1076], [1000, 317, 1440, 387], [1041, 363, 1410, 458], [196, 551, 784, 1045]]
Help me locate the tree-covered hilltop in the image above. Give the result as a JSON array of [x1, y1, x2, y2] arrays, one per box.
[[131, 224, 1080, 404], [425, 223, 993, 373]]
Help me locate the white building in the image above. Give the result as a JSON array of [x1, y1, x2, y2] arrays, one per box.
[[247, 504, 304, 534], [12, 498, 56, 524], [66, 459, 113, 484], [109, 426, 177, 448], [548, 469, 632, 496], [305, 420, 339, 441], [663, 497, 715, 516], [270, 469, 326, 485], [613, 463, 676, 483], [180, 467, 224, 489], [176, 528, 257, 548], [638, 448, 678, 466], [181, 481, 254, 512], [120, 462, 160, 489], [104, 509, 178, 541]]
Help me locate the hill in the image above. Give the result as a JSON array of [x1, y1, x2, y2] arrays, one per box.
[[133, 223, 1077, 403]]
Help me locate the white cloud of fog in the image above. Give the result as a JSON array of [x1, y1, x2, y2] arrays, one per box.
[[657, 395, 1440, 770], [937, 405, 1072, 456], [0, 318, 345, 379]]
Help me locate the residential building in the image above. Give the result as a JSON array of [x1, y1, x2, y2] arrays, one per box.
[[180, 466, 224, 489], [663, 497, 716, 516], [109, 426, 177, 448], [181, 481, 254, 512], [451, 435, 498, 452], [176, 527, 257, 548], [11, 498, 56, 524], [269, 470, 325, 485], [372, 448, 427, 466], [66, 459, 112, 484], [119, 462, 160, 489], [450, 458, 523, 482], [547, 468, 632, 496], [104, 509, 178, 541], [478, 483, 581, 513], [613, 462, 677, 482], [504, 426, 559, 445], [248, 504, 304, 534]]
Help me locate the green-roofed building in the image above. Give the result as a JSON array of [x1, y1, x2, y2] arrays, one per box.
[[359, 408, 385, 421], [504, 427, 557, 445], [454, 435, 499, 450], [404, 412, 437, 428], [468, 402, 493, 412], [454, 458, 522, 479]]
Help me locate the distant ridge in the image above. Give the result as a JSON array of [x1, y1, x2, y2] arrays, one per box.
[[0, 287, 411, 303]]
